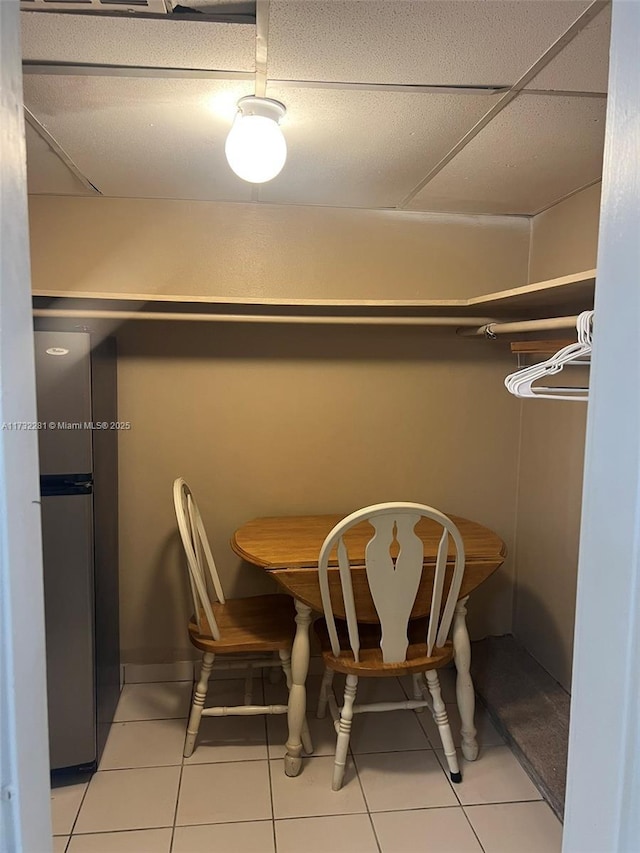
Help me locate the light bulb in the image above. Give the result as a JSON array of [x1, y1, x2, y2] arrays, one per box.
[[225, 97, 287, 184]]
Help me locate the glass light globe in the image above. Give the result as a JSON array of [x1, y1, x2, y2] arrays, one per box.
[[225, 98, 287, 184]]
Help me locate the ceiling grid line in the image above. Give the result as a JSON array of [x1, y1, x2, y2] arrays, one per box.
[[24, 106, 101, 195], [530, 177, 602, 217], [254, 0, 269, 98], [397, 0, 610, 209], [22, 62, 255, 80], [253, 0, 270, 202]]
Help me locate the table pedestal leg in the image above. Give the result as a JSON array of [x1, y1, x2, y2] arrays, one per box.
[[453, 596, 478, 761], [284, 599, 312, 777]]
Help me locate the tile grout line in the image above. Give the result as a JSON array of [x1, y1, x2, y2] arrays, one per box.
[[262, 671, 279, 853], [460, 803, 488, 852], [169, 746, 186, 851], [63, 771, 93, 843]]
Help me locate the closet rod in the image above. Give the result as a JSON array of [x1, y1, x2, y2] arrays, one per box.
[[458, 315, 579, 337], [32, 309, 495, 327]]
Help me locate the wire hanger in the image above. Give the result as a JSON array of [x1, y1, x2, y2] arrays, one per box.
[[505, 311, 593, 401]]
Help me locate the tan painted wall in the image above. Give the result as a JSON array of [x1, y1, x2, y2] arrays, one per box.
[[28, 196, 529, 302], [513, 184, 600, 690], [529, 183, 601, 281], [115, 323, 521, 663], [514, 403, 587, 689], [28, 196, 529, 664]]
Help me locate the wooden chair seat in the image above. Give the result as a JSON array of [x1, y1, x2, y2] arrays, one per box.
[[315, 618, 454, 676], [189, 594, 296, 654]]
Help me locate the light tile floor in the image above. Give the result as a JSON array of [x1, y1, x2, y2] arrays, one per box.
[[51, 668, 562, 852]]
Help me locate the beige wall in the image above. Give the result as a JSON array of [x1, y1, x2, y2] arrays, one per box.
[[116, 323, 521, 663], [28, 196, 529, 302], [513, 403, 587, 689], [27, 195, 530, 664], [28, 190, 602, 677], [529, 183, 601, 281], [512, 183, 600, 690]]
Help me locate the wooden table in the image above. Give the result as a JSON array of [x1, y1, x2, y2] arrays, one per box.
[[231, 513, 507, 776]]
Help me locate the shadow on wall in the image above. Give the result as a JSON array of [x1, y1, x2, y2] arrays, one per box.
[[126, 529, 197, 665], [512, 583, 575, 692], [114, 319, 510, 364]]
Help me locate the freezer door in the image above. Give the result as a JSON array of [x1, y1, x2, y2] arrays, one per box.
[[34, 331, 93, 476], [42, 492, 96, 769]]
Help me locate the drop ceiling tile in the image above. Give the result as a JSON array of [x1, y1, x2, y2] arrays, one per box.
[[407, 93, 606, 215], [23, 76, 254, 201], [25, 123, 95, 196], [260, 85, 496, 208], [526, 3, 611, 93], [21, 11, 256, 71], [268, 1, 591, 86]]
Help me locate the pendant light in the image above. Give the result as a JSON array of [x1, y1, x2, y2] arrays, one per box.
[[225, 96, 287, 184]]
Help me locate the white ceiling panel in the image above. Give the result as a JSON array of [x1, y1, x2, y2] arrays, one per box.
[[260, 85, 497, 208], [23, 76, 254, 201], [407, 93, 606, 215], [25, 123, 95, 196], [268, 0, 591, 86], [526, 4, 611, 93], [21, 11, 256, 71]]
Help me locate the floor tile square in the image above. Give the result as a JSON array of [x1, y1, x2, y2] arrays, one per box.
[[436, 746, 543, 805], [50, 775, 90, 836], [372, 807, 483, 852], [399, 667, 458, 704], [99, 719, 185, 770], [113, 682, 192, 722], [355, 750, 458, 812], [203, 676, 266, 707], [342, 676, 408, 705], [267, 711, 337, 760], [176, 760, 272, 825], [276, 814, 379, 853], [66, 828, 172, 853], [417, 702, 504, 750], [172, 821, 275, 853], [73, 767, 180, 833], [53, 836, 69, 853], [184, 714, 268, 764], [270, 756, 367, 819], [465, 801, 563, 852], [349, 709, 431, 754]]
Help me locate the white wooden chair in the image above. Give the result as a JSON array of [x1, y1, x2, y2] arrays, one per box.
[[173, 478, 312, 758], [315, 501, 467, 791]]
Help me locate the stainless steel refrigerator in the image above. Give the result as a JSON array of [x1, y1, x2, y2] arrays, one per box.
[[35, 329, 120, 770]]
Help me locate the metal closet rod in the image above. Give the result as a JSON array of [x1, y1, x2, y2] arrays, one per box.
[[32, 309, 496, 327], [458, 315, 580, 337]]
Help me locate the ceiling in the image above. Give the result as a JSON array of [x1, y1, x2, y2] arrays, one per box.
[[21, 0, 611, 216]]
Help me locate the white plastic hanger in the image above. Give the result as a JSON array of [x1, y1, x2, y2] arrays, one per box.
[[505, 311, 593, 401]]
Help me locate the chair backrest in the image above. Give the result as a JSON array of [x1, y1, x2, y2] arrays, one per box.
[[318, 502, 465, 664], [173, 477, 225, 640]]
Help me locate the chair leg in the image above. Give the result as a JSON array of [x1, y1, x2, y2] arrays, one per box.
[[279, 648, 313, 755], [317, 667, 335, 719], [425, 670, 461, 783], [412, 673, 425, 712], [184, 652, 214, 758], [332, 674, 358, 791]]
